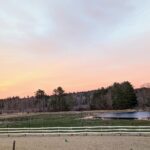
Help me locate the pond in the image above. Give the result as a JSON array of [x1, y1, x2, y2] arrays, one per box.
[[97, 111, 150, 120]]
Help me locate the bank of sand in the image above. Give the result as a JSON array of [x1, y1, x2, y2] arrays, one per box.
[[0, 136, 150, 150]]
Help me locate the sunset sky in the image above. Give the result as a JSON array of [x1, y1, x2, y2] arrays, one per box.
[[0, 0, 150, 98]]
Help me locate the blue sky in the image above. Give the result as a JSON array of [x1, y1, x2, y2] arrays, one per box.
[[0, 0, 150, 98]]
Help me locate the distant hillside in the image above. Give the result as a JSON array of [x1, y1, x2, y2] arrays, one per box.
[[0, 81, 150, 114]]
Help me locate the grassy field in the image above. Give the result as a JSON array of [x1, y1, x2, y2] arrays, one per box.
[[1, 136, 150, 150], [0, 111, 150, 128]]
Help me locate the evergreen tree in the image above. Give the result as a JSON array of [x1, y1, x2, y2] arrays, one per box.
[[112, 81, 137, 109]]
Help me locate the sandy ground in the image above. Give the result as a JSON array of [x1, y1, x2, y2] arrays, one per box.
[[0, 136, 150, 150]]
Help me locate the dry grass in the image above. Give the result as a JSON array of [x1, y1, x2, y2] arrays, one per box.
[[0, 136, 150, 150], [0, 109, 136, 119]]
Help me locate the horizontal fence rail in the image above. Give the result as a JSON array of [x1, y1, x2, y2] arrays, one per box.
[[0, 126, 150, 136]]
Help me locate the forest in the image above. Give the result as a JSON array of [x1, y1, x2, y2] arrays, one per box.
[[0, 81, 149, 113]]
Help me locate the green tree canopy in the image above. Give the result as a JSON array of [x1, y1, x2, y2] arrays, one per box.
[[111, 81, 137, 109]]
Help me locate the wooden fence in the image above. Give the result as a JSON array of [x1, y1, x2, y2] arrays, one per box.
[[1, 126, 150, 136]]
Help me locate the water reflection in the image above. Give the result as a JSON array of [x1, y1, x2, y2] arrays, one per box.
[[97, 112, 150, 120]]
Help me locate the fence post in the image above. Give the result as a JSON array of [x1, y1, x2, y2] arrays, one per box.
[[13, 140, 16, 150]]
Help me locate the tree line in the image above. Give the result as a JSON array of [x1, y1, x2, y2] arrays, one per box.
[[35, 81, 137, 111], [0, 81, 149, 113]]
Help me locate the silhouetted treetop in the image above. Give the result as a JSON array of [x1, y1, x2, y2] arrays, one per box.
[[53, 87, 65, 96], [35, 89, 46, 99]]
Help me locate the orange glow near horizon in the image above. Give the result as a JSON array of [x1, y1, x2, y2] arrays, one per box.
[[0, 0, 150, 98]]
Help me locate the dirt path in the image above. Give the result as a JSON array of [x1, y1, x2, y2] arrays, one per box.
[[0, 135, 150, 150]]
